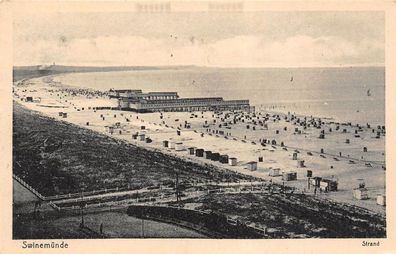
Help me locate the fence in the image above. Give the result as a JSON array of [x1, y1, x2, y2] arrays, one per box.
[[126, 205, 269, 238], [13, 174, 46, 200], [46, 186, 132, 201], [13, 174, 61, 211]]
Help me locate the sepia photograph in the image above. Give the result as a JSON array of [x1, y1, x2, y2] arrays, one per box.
[[3, 0, 393, 249]]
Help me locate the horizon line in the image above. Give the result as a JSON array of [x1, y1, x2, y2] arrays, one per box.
[[13, 63, 385, 69]]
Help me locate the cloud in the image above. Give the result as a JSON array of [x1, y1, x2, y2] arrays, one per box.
[[14, 34, 384, 67]]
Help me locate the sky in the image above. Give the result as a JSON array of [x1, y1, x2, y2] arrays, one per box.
[[13, 11, 384, 67]]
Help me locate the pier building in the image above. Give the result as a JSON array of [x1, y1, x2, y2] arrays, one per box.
[[109, 89, 253, 113]]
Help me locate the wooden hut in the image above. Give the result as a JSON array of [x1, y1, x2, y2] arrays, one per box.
[[353, 188, 369, 200], [320, 179, 338, 192], [269, 168, 281, 177], [188, 147, 195, 155], [163, 140, 169, 147], [282, 171, 297, 181], [195, 149, 204, 157], [309, 177, 322, 189], [138, 133, 146, 141], [246, 161, 257, 171], [211, 153, 220, 161], [204, 150, 212, 159], [228, 157, 237, 166], [377, 195, 386, 206], [219, 155, 229, 164], [175, 142, 184, 151]]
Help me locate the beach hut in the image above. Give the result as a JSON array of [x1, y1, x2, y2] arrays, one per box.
[[297, 160, 305, 168], [58, 112, 63, 116], [282, 171, 297, 181], [140, 125, 146, 130], [219, 155, 229, 164], [211, 153, 220, 161], [175, 142, 184, 151], [269, 168, 281, 177], [377, 195, 386, 206], [309, 177, 322, 189], [292, 152, 298, 160], [25, 96, 33, 102], [105, 125, 114, 134], [188, 147, 195, 155], [246, 161, 258, 171], [320, 179, 338, 192], [353, 188, 369, 200], [132, 134, 138, 140], [363, 147, 368, 152], [139, 133, 146, 141], [346, 139, 350, 144], [258, 156, 263, 162], [228, 157, 237, 166], [163, 140, 169, 148], [306, 170, 312, 177], [62, 113, 68, 118], [204, 151, 212, 159], [195, 149, 204, 157]]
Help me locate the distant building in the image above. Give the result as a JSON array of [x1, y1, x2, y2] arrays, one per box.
[[109, 89, 253, 113]]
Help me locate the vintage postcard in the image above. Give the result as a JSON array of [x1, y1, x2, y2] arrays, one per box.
[[0, 0, 395, 253]]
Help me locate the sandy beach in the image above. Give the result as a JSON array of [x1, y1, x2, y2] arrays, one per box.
[[12, 75, 386, 215]]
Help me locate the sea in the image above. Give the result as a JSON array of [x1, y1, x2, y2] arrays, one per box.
[[53, 66, 385, 126]]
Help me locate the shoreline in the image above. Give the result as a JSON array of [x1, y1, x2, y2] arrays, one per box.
[[12, 86, 386, 238], [13, 75, 386, 216]]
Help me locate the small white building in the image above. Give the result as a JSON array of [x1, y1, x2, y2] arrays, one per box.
[[353, 188, 369, 200], [246, 161, 257, 171], [377, 195, 386, 206], [282, 171, 297, 181], [269, 168, 281, 177], [228, 157, 237, 166], [175, 142, 184, 151], [138, 133, 146, 141]]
